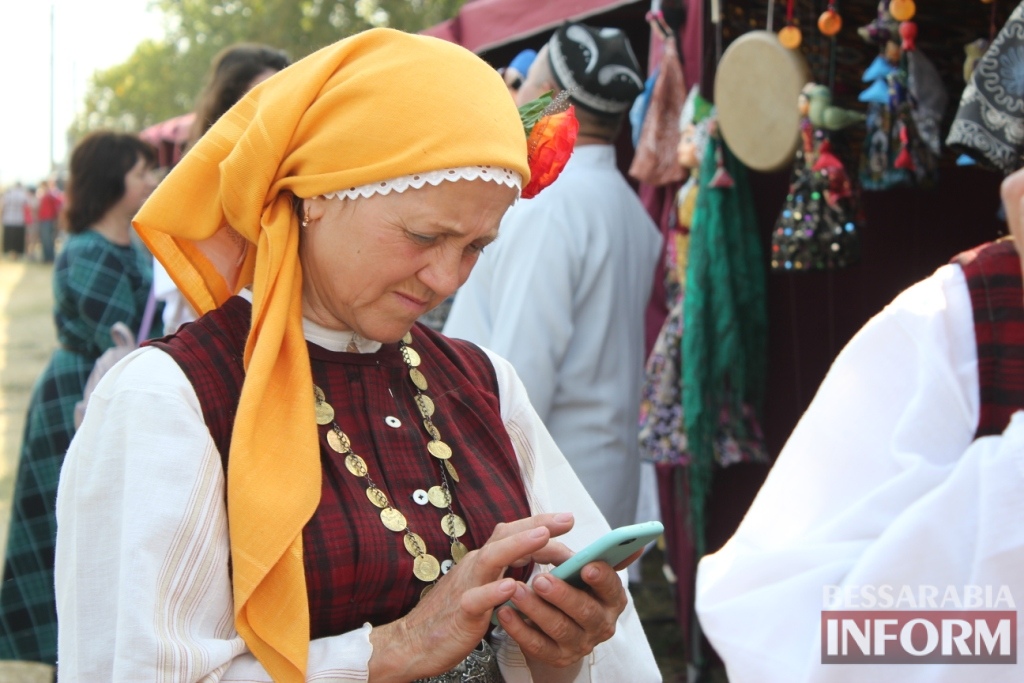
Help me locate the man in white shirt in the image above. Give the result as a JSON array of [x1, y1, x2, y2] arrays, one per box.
[[445, 23, 662, 531], [1, 182, 30, 257]]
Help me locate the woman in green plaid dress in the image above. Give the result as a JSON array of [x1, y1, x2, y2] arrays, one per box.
[[0, 131, 162, 665]]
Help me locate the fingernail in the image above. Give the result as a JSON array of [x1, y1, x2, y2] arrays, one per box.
[[585, 566, 600, 581], [530, 527, 547, 539], [514, 584, 528, 601], [534, 575, 551, 593], [500, 578, 516, 592], [554, 512, 573, 524], [498, 606, 514, 622]]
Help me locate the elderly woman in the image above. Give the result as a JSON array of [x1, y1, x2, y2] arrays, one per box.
[[54, 28, 659, 682]]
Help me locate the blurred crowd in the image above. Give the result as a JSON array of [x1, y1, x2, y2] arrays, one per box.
[[0, 179, 65, 263]]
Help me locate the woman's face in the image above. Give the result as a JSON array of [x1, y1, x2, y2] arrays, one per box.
[[677, 124, 698, 169], [1000, 167, 1024, 288], [300, 178, 517, 341], [119, 155, 159, 215]]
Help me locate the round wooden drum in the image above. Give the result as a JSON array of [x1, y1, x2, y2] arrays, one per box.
[[714, 31, 810, 172]]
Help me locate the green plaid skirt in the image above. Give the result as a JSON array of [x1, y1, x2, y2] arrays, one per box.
[[0, 349, 91, 664]]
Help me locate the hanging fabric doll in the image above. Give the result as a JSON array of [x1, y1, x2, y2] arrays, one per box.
[[771, 83, 863, 271], [638, 105, 769, 670], [638, 86, 714, 466], [857, 0, 947, 190], [681, 126, 770, 560]]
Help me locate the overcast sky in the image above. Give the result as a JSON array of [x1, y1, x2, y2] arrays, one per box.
[[0, 1, 166, 186]]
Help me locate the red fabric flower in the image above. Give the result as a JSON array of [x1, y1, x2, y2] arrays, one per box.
[[521, 105, 579, 199]]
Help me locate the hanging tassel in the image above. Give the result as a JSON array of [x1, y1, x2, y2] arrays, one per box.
[[709, 144, 735, 188], [899, 21, 917, 52], [894, 125, 915, 170]]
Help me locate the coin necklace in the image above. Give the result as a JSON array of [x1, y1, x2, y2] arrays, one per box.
[[314, 330, 469, 597]]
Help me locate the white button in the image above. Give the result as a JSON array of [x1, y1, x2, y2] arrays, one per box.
[[385, 416, 401, 428], [412, 489, 429, 505], [441, 559, 454, 574]]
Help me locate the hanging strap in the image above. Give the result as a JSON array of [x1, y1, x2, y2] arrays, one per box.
[[137, 284, 158, 342], [952, 239, 1024, 438]]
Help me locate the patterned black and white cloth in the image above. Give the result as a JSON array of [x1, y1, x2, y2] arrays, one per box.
[[947, 0, 1024, 175]]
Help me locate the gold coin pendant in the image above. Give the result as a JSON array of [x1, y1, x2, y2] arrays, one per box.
[[424, 420, 441, 440], [426, 485, 451, 508], [315, 401, 335, 426], [417, 394, 435, 418], [413, 553, 441, 582], [420, 583, 435, 600], [426, 440, 452, 460], [344, 453, 367, 477], [328, 430, 352, 454], [441, 513, 467, 538], [366, 486, 388, 508], [404, 346, 422, 367], [409, 368, 428, 391], [451, 540, 468, 563], [380, 507, 407, 532], [444, 460, 460, 482], [313, 385, 326, 402], [403, 532, 427, 557], [402, 331, 413, 345]]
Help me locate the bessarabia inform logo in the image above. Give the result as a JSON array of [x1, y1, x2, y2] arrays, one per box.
[[821, 585, 1017, 664]]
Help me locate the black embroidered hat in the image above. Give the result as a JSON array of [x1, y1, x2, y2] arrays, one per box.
[[547, 23, 645, 115]]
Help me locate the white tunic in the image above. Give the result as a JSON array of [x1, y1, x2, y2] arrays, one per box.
[[54, 324, 661, 682], [444, 144, 663, 530], [695, 262, 1024, 682]]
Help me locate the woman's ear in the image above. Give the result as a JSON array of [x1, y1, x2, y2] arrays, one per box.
[[303, 196, 329, 225]]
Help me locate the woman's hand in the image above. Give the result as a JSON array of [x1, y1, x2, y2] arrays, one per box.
[[495, 554, 633, 670], [367, 512, 575, 682]]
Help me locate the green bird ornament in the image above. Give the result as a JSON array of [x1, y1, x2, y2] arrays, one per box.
[[805, 83, 866, 131]]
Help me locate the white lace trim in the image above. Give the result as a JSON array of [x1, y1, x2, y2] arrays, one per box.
[[320, 166, 522, 201]]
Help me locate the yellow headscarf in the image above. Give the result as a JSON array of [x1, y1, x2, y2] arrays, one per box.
[[134, 28, 529, 681]]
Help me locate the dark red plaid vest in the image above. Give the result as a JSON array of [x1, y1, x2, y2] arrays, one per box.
[[145, 296, 533, 637], [952, 239, 1024, 438]]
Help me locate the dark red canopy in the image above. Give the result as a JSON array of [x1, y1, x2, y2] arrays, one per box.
[[422, 0, 640, 54]]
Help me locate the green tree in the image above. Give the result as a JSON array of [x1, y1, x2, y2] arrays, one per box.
[[69, 0, 468, 144]]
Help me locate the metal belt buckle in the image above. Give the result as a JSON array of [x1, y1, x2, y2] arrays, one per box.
[[413, 638, 502, 683]]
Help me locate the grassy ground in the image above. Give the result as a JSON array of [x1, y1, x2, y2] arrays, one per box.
[[0, 261, 58, 682]]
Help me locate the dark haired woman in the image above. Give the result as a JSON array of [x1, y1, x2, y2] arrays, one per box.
[[0, 130, 162, 667], [155, 43, 292, 333], [187, 42, 291, 148]]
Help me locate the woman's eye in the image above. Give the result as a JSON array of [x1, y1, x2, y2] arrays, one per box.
[[407, 232, 436, 245]]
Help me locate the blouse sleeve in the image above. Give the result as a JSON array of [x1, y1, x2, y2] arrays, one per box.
[[482, 348, 663, 683], [694, 264, 1024, 682], [55, 347, 376, 682]]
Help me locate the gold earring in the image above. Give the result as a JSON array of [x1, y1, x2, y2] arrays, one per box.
[[301, 208, 310, 228]]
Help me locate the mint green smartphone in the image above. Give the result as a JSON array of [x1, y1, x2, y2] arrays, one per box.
[[492, 521, 663, 624], [548, 520, 664, 588]]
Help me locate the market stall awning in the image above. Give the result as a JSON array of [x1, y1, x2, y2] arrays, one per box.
[[140, 112, 195, 168], [422, 0, 641, 54]]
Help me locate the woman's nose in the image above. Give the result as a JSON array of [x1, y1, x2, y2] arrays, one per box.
[[419, 249, 463, 299]]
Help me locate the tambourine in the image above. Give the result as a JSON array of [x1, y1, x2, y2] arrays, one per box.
[[713, 31, 810, 172]]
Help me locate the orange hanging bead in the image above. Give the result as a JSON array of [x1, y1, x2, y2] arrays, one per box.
[[779, 25, 803, 49], [889, 0, 916, 22], [818, 9, 843, 36]]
